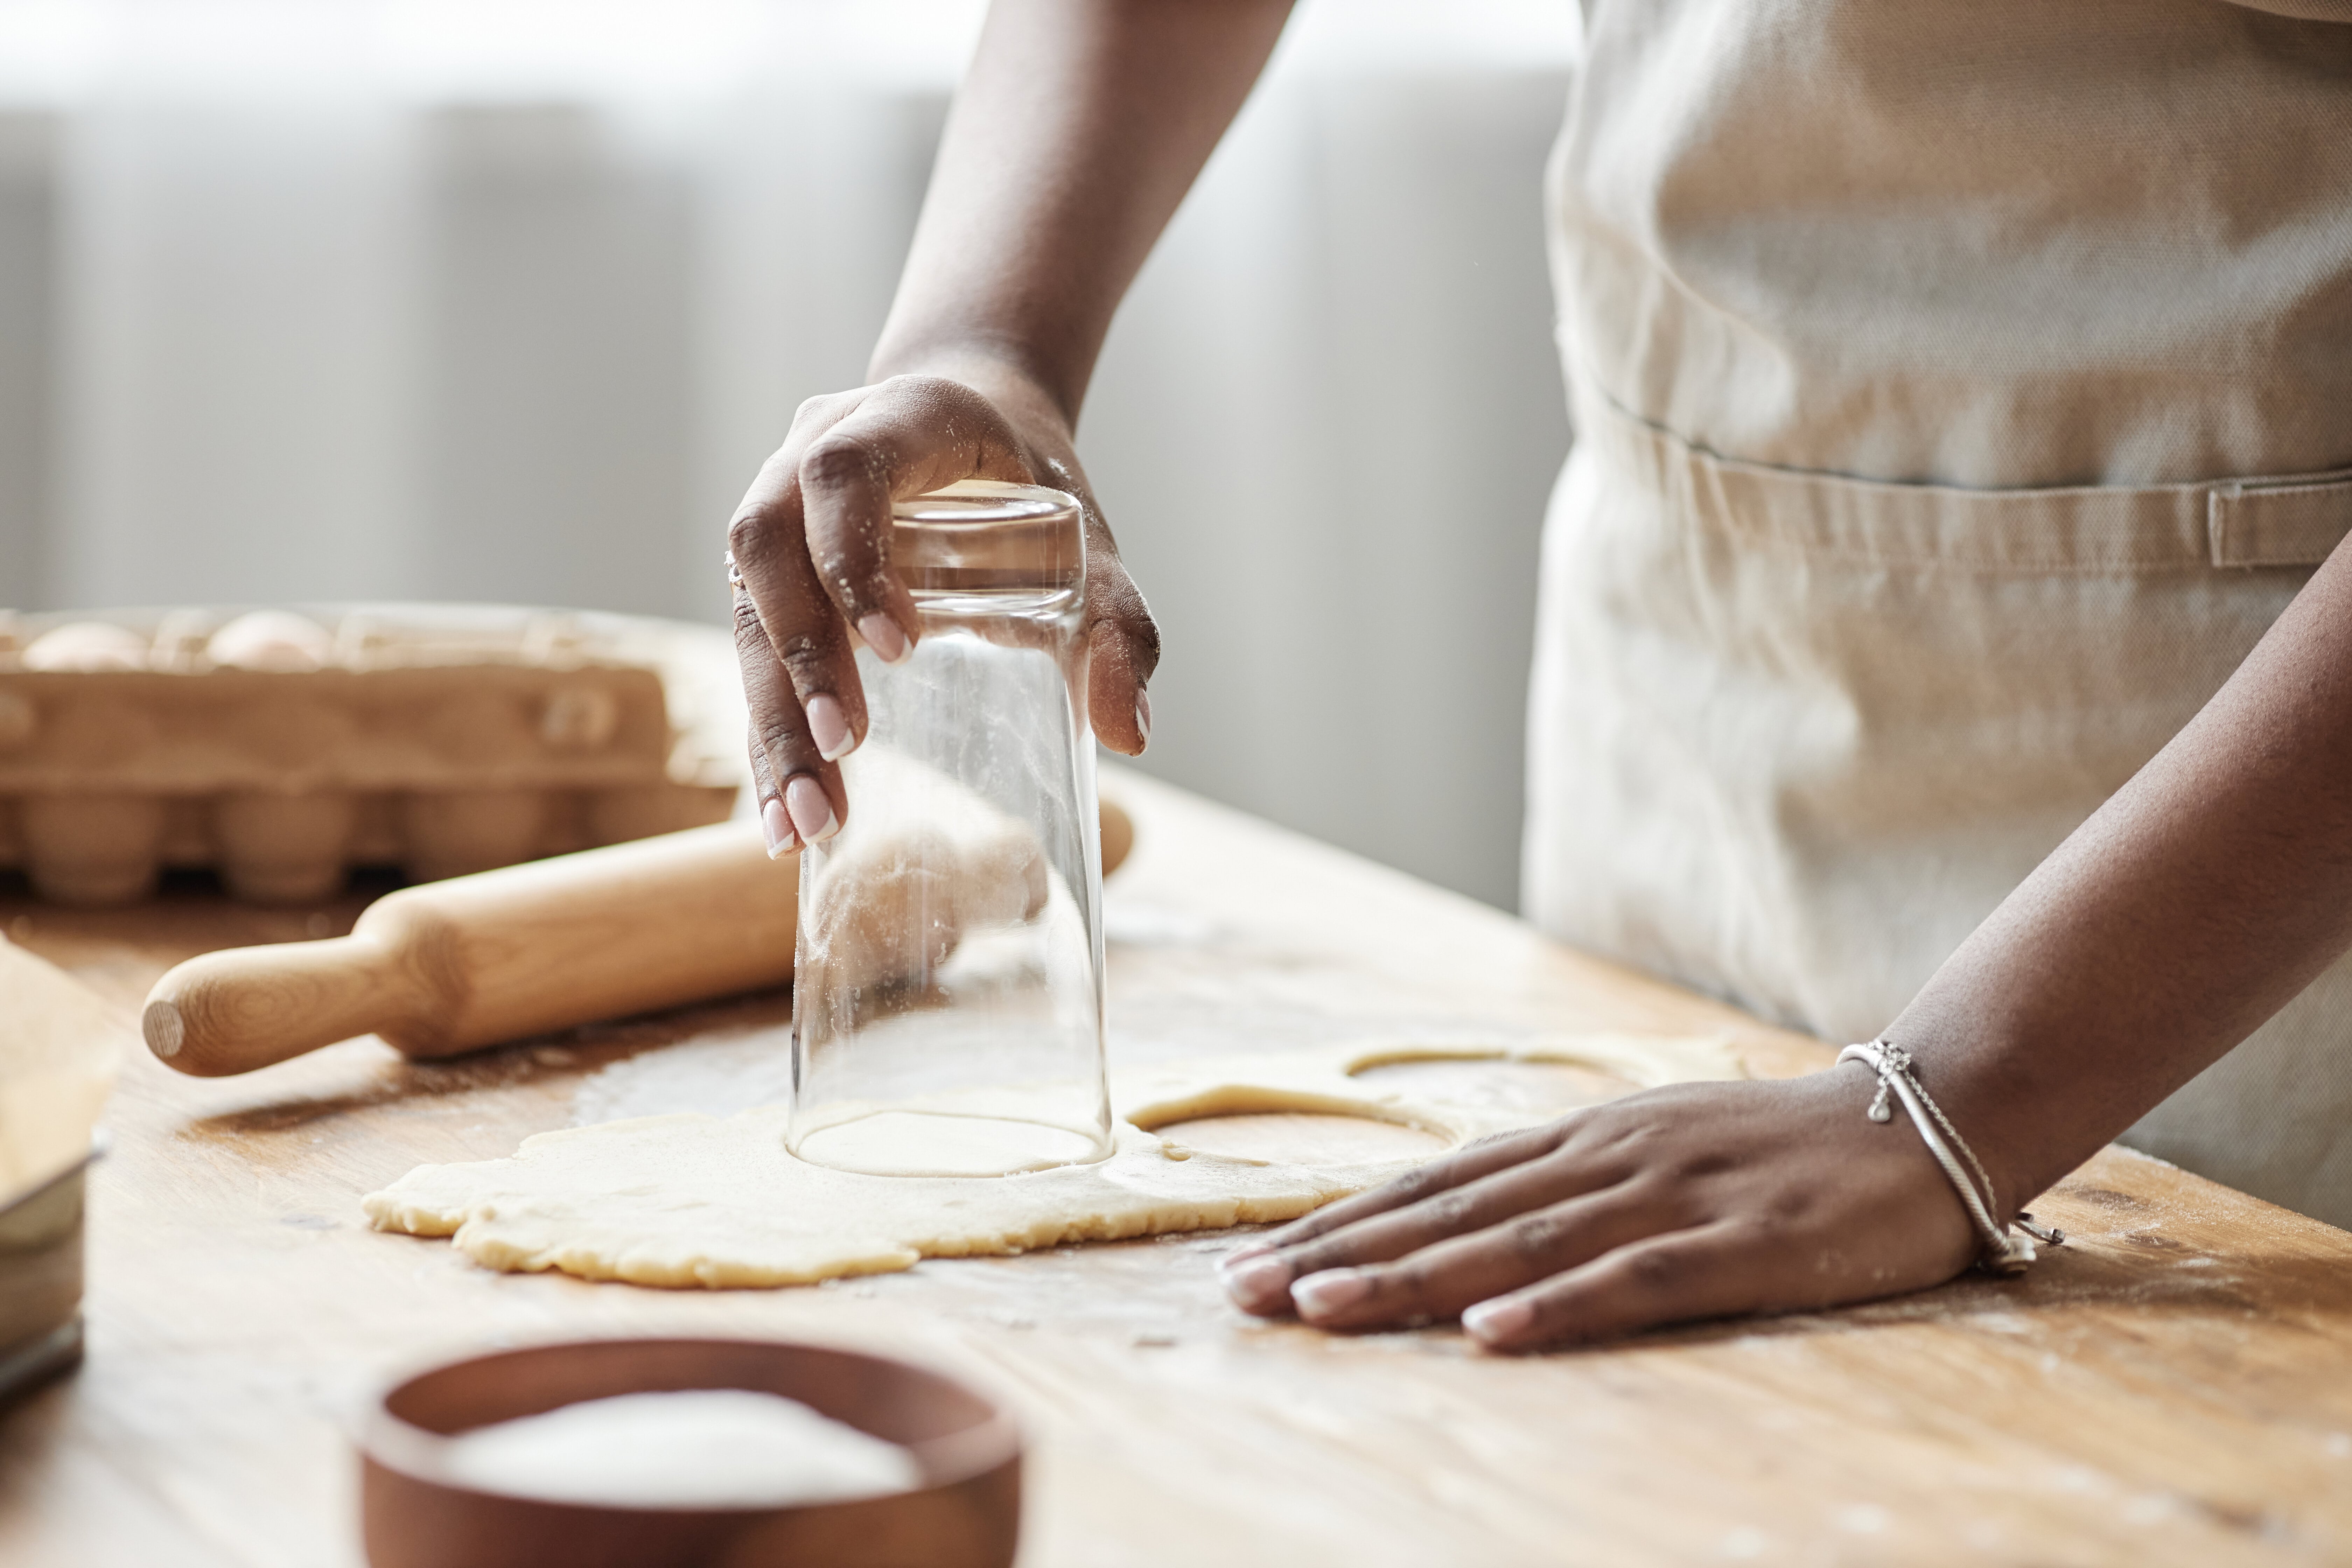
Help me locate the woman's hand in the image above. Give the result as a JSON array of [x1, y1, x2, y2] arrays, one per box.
[[726, 368, 1159, 857], [1218, 1069, 1982, 1351], [718, 0, 1289, 855]]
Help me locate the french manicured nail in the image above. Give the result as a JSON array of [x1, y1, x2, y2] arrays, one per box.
[[806, 694, 853, 760], [1134, 687, 1152, 747], [1462, 1297, 1534, 1345], [760, 798, 795, 859], [858, 613, 909, 665], [1290, 1269, 1372, 1319], [784, 776, 838, 844], [1220, 1254, 1293, 1311]]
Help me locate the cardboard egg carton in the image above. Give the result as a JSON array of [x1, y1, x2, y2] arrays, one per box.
[[0, 603, 748, 905]]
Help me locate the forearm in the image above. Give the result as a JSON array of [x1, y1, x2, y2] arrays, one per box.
[[1893, 537, 2352, 1214], [869, 0, 1293, 424]]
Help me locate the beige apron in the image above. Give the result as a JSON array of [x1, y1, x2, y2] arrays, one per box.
[[1525, 1, 2352, 1225]]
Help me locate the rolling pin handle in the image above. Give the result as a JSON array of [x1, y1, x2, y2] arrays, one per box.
[[144, 935, 423, 1078]]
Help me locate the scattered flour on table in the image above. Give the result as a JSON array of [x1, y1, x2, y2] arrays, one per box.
[[1099, 895, 1217, 948], [438, 1389, 919, 1509], [571, 1028, 795, 1126]]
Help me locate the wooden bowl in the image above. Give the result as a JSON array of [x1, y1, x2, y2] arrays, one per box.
[[358, 1338, 1021, 1568]]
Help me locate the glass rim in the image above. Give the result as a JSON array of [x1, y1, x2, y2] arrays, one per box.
[[890, 479, 1080, 529]]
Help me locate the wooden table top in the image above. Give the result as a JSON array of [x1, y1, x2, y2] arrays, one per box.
[[2, 771, 2349, 1567]]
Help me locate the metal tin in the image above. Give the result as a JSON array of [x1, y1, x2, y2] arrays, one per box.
[[0, 1140, 99, 1407]]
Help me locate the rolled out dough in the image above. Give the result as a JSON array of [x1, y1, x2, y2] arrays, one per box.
[[362, 1035, 1742, 1289]]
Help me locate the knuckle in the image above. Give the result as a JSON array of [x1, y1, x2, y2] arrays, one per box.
[[1422, 1189, 1480, 1231], [1367, 1260, 1429, 1307], [755, 713, 809, 757], [1261, 1220, 1318, 1250], [1620, 1245, 1689, 1294], [1501, 1211, 1570, 1262], [1580, 1116, 1662, 1172], [1620, 1172, 1707, 1231], [1387, 1167, 1444, 1203], [1616, 1116, 1667, 1152], [1757, 1187, 1818, 1231], [880, 372, 973, 409], [1286, 1241, 1344, 1277], [727, 513, 780, 564], [775, 636, 836, 686], [1108, 605, 1163, 672], [809, 549, 889, 610], [799, 435, 882, 495]]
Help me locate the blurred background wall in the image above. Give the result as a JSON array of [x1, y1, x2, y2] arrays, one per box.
[[0, 0, 1575, 910]]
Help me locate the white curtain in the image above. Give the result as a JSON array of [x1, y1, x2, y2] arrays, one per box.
[[0, 0, 1576, 908]]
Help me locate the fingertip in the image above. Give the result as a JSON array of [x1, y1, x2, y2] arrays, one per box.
[[761, 798, 797, 860], [857, 612, 911, 666], [784, 775, 840, 845], [805, 693, 854, 761], [1219, 1253, 1296, 1316], [1289, 1268, 1372, 1323], [1462, 1296, 1536, 1350], [1089, 680, 1148, 756]]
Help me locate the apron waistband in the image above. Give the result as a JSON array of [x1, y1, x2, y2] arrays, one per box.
[[1576, 381, 2352, 574]]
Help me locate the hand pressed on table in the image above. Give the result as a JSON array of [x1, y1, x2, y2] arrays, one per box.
[[727, 370, 1159, 858], [1218, 1070, 1980, 1352], [1219, 505, 2352, 1348]]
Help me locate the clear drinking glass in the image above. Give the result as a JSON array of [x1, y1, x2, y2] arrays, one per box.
[[787, 480, 1113, 1177]]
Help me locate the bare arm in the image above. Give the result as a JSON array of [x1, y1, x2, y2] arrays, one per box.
[[873, 0, 1292, 420], [728, 0, 1293, 854], [1225, 539, 2352, 1348], [1895, 537, 2352, 1214]]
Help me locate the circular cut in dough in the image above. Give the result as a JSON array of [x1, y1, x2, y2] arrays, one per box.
[[1145, 1112, 1449, 1166]]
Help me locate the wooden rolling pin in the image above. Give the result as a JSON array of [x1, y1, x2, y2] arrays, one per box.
[[144, 799, 1136, 1078]]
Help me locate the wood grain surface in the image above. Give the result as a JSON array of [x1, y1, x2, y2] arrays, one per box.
[[2, 770, 2349, 1567]]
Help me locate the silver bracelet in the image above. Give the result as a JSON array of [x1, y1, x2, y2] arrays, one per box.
[[1836, 1040, 2064, 1276]]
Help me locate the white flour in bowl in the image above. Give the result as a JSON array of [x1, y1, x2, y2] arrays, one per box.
[[438, 1388, 921, 1509]]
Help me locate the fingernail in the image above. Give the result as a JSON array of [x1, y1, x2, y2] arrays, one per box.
[[858, 613, 910, 666], [761, 798, 796, 859], [1220, 1254, 1294, 1312], [1290, 1268, 1371, 1320], [785, 776, 839, 844], [1462, 1297, 1534, 1345], [806, 694, 853, 761], [1219, 1240, 1274, 1269], [1134, 687, 1152, 747]]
